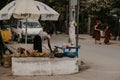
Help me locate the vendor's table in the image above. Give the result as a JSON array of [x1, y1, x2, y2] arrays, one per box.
[[12, 57, 79, 76], [55, 46, 80, 57]]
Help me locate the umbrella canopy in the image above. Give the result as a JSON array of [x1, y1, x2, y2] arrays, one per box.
[[0, 0, 59, 20], [35, 1, 59, 20], [0, 0, 60, 44], [0, 1, 16, 20]]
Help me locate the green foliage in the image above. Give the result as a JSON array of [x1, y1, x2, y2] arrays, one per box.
[[1, 0, 120, 34], [80, 0, 112, 16], [0, 0, 8, 9], [79, 0, 120, 35], [43, 0, 67, 15]]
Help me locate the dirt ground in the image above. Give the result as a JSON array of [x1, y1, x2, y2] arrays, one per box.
[[0, 34, 120, 80]]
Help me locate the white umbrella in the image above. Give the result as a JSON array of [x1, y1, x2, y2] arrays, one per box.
[[0, 0, 59, 20], [0, 1, 16, 20], [13, 0, 41, 19], [35, 1, 59, 20], [0, 0, 60, 43]]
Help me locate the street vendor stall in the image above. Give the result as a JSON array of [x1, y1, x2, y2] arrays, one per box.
[[0, 0, 81, 76], [2, 43, 80, 75], [11, 43, 80, 75]]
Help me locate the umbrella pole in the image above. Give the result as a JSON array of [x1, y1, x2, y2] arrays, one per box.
[[25, 19, 28, 44]]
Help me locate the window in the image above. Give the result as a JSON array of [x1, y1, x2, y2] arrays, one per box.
[[23, 22, 41, 28]]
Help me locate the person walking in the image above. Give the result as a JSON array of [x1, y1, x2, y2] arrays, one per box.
[[104, 26, 111, 44], [94, 20, 101, 44]]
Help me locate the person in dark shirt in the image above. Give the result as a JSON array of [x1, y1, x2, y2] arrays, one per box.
[[33, 30, 52, 53]]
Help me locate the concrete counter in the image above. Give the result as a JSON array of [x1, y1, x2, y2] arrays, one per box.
[[12, 57, 79, 76]]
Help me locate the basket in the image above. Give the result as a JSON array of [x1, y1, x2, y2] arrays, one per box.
[[2, 54, 11, 67], [64, 52, 78, 58], [55, 46, 80, 58]]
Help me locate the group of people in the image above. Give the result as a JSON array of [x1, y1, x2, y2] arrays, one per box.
[[93, 20, 111, 45], [68, 20, 111, 45]]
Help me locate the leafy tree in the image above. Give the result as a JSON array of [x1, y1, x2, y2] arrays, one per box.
[[42, 0, 68, 33], [1, 0, 120, 35], [79, 0, 120, 35], [0, 0, 9, 9]]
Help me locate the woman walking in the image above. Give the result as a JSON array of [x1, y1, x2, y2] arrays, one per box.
[[104, 26, 111, 44]]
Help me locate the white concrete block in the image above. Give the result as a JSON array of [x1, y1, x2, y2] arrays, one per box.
[[12, 57, 79, 76]]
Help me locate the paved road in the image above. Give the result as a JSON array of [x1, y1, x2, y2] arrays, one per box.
[[78, 35, 120, 80], [0, 34, 120, 80]]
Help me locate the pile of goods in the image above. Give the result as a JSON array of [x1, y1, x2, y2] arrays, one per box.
[[2, 47, 54, 68], [2, 44, 79, 68], [11, 50, 54, 58], [53, 48, 64, 58], [3, 47, 54, 58], [53, 43, 78, 58], [2, 54, 11, 67]]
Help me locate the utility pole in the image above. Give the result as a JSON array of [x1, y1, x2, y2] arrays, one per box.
[[76, 0, 79, 46], [118, 19, 120, 40], [66, 0, 69, 34], [69, 0, 78, 46], [87, 15, 91, 34], [69, 0, 77, 22]]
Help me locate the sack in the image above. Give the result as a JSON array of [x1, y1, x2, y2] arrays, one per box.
[[53, 48, 64, 58]]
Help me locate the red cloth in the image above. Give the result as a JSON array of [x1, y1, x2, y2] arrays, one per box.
[[104, 29, 111, 44], [18, 47, 30, 54], [94, 26, 100, 40]]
